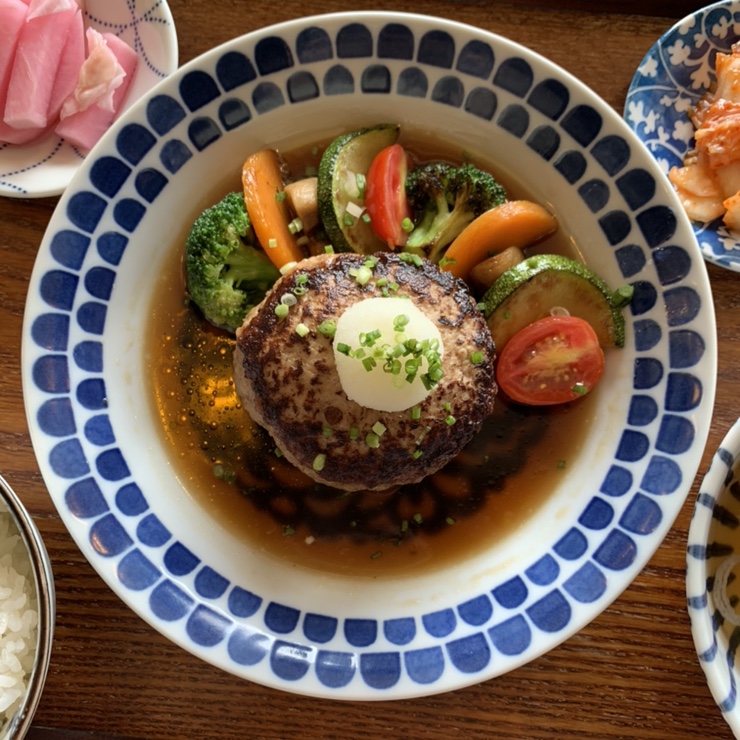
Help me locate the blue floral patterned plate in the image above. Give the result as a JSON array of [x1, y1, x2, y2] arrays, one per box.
[[21, 12, 717, 699], [687, 418, 740, 738], [0, 0, 178, 199], [624, 0, 740, 272]]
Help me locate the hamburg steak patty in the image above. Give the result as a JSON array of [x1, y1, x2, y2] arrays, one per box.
[[233, 252, 496, 491]]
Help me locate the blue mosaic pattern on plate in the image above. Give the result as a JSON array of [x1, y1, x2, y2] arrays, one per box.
[[624, 0, 740, 272], [21, 13, 714, 700], [32, 313, 69, 352]]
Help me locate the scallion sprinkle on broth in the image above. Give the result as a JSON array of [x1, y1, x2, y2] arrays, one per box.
[[145, 131, 598, 577]]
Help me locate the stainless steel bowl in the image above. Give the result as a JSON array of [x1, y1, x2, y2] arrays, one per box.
[[0, 474, 54, 739]]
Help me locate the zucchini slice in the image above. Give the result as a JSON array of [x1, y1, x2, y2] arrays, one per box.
[[317, 124, 400, 253], [481, 254, 629, 350]]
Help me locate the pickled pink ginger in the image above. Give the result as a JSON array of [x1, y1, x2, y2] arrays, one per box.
[[0, 0, 139, 152], [3, 0, 78, 130], [56, 31, 137, 152], [0, 0, 31, 144]]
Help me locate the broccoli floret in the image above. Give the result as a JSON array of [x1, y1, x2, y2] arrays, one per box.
[[404, 162, 507, 262], [185, 192, 281, 332]]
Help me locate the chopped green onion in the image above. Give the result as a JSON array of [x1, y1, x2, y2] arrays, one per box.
[[295, 323, 310, 337], [349, 426, 359, 440], [281, 293, 297, 306], [612, 284, 634, 309], [372, 421, 387, 436], [349, 265, 373, 285], [445, 517, 456, 526], [399, 252, 423, 267], [275, 191, 286, 202], [445, 415, 456, 426], [412, 512, 423, 524], [401, 217, 414, 233], [366, 432, 380, 449], [324, 244, 335, 254], [213, 463, 236, 483], [296, 274, 309, 285], [268, 238, 278, 249], [359, 329, 382, 346], [572, 383, 589, 395], [275, 304, 289, 319], [343, 212, 355, 226], [288, 217, 303, 234], [313, 453, 326, 471], [362, 357, 377, 372], [322, 427, 333, 437], [385, 358, 402, 375], [355, 173, 367, 194], [318, 320, 336, 337], [336, 343, 351, 355], [280, 261, 298, 275], [411, 406, 421, 420], [439, 256, 457, 268], [400, 520, 409, 533], [471, 351, 484, 365], [412, 449, 423, 460]]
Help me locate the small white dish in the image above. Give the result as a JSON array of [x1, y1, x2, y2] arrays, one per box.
[[624, 0, 740, 272], [687, 418, 740, 739], [0, 0, 178, 199], [21, 11, 716, 699]]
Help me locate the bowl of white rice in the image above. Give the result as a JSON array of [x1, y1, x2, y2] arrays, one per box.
[[0, 474, 54, 739]]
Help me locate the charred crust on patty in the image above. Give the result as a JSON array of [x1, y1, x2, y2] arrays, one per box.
[[234, 252, 497, 492]]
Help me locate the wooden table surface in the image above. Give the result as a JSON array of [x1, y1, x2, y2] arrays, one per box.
[[1, 0, 737, 738]]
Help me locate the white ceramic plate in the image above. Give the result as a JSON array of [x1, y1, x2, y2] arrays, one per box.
[[0, 0, 178, 199], [624, 0, 740, 272], [687, 418, 740, 738], [21, 12, 716, 699]]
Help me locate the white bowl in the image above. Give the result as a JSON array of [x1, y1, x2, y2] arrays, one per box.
[[624, 0, 740, 272], [21, 11, 716, 699], [0, 0, 178, 199], [0, 475, 54, 739], [687, 419, 740, 738]]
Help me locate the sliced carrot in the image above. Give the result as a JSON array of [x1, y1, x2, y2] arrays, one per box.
[[242, 149, 305, 270], [441, 200, 557, 282]]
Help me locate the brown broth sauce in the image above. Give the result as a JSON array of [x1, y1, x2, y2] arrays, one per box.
[[146, 132, 598, 578]]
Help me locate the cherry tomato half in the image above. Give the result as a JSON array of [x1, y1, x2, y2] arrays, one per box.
[[365, 143, 413, 249], [496, 315, 605, 406]]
